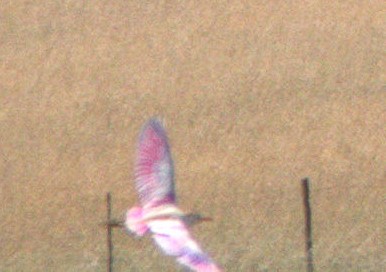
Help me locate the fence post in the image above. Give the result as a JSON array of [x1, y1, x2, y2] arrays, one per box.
[[301, 178, 314, 272], [106, 192, 113, 272]]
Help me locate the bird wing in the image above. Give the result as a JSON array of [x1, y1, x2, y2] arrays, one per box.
[[135, 118, 176, 207], [148, 218, 222, 272]]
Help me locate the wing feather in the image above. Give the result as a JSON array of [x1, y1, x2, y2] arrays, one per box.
[[148, 219, 222, 272], [135, 118, 175, 207]]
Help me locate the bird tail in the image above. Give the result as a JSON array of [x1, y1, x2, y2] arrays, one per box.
[[125, 206, 149, 236]]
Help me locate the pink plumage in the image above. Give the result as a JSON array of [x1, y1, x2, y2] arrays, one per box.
[[124, 118, 222, 272], [134, 118, 175, 208]]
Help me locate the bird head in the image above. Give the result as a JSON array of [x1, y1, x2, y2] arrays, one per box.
[[103, 206, 148, 236]]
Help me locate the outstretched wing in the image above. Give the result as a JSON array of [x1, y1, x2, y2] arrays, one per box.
[[148, 219, 222, 272], [135, 118, 175, 207]]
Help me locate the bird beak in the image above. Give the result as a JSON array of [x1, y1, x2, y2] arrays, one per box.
[[103, 219, 125, 228], [101, 220, 139, 237]]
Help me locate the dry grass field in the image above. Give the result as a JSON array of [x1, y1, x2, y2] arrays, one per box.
[[0, 1, 385, 271]]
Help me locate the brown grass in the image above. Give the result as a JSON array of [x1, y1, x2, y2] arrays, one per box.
[[0, 1, 385, 271]]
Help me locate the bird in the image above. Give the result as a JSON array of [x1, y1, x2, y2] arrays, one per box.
[[111, 118, 222, 272]]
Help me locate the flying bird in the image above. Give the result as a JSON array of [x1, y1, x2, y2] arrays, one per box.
[[114, 118, 222, 272]]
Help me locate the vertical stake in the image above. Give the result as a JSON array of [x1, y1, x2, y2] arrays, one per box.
[[106, 192, 113, 272], [302, 178, 314, 272]]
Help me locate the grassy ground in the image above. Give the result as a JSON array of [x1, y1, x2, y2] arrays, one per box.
[[0, 1, 385, 271]]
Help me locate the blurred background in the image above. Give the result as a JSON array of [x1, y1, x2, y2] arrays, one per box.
[[0, 1, 384, 271]]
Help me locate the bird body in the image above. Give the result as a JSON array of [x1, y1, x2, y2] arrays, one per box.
[[124, 118, 222, 272]]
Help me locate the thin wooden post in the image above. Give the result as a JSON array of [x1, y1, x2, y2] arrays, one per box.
[[301, 178, 314, 272], [106, 192, 113, 272]]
